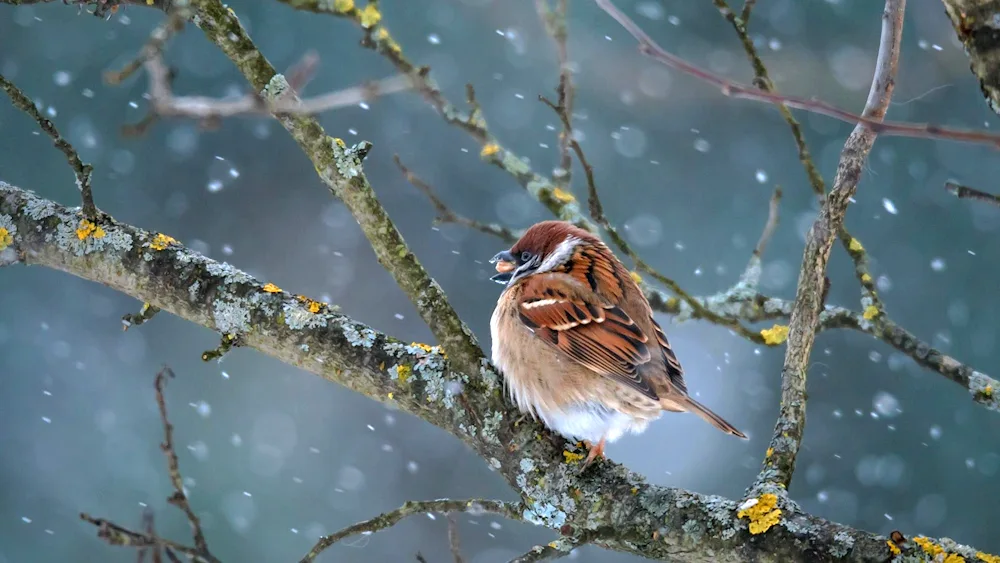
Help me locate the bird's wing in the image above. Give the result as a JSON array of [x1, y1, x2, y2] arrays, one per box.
[[649, 317, 687, 395], [515, 272, 657, 401]]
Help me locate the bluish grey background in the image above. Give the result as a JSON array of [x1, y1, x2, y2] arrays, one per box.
[[2, 0, 999, 561]]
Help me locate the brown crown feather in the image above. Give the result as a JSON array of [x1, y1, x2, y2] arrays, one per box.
[[510, 221, 600, 260]]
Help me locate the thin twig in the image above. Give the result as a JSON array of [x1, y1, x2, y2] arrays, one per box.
[[299, 499, 523, 563], [446, 514, 464, 563], [130, 53, 412, 130], [739, 188, 782, 288], [754, 0, 906, 493], [153, 368, 212, 554], [595, 0, 997, 147], [80, 514, 219, 563], [714, 0, 883, 331], [946, 181, 1000, 207], [393, 155, 519, 243], [0, 73, 97, 218], [741, 0, 757, 23], [536, 0, 574, 189], [540, 94, 766, 344], [507, 536, 589, 562], [104, 4, 188, 85]]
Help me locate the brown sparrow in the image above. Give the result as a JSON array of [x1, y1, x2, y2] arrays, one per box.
[[489, 221, 747, 465]]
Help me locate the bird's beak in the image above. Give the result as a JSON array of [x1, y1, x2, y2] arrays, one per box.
[[489, 250, 515, 284]]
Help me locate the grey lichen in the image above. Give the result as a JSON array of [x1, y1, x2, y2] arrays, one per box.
[[341, 320, 377, 348], [188, 281, 201, 303], [53, 215, 133, 256], [261, 73, 290, 101], [0, 213, 17, 238], [330, 139, 372, 179], [832, 530, 855, 558], [205, 261, 255, 285], [481, 410, 503, 445], [283, 302, 329, 330], [968, 370, 1000, 410], [213, 297, 251, 334]]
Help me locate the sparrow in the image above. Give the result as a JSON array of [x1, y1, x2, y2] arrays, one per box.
[[488, 220, 747, 466]]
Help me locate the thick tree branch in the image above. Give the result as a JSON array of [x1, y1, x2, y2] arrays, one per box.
[[170, 0, 485, 375], [0, 72, 97, 218], [3, 180, 996, 562], [941, 0, 1000, 116], [752, 0, 905, 494]]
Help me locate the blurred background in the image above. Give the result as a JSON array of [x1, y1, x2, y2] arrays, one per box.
[[2, 0, 999, 561]]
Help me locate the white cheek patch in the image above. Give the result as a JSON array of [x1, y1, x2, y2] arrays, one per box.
[[536, 236, 580, 274]]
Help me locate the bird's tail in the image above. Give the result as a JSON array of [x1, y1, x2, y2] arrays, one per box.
[[670, 395, 747, 439]]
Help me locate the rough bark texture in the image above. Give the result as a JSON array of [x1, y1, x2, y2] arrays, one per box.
[[3, 181, 994, 562], [941, 0, 1000, 116]]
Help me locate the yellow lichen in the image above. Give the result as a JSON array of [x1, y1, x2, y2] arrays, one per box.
[[737, 493, 781, 534], [861, 273, 872, 283], [629, 271, 643, 284], [308, 301, 322, 313], [984, 385, 993, 398], [863, 305, 879, 320], [551, 187, 576, 203], [887, 540, 901, 556], [765, 447, 773, 458], [977, 552, 1000, 563], [665, 297, 679, 310], [480, 143, 500, 158], [387, 392, 394, 400], [149, 233, 177, 251], [913, 537, 943, 557], [630, 487, 639, 495], [358, 3, 381, 27], [944, 554, 965, 563], [75, 219, 97, 240], [396, 364, 412, 383], [848, 238, 864, 252], [562, 450, 584, 463], [411, 342, 435, 353], [0, 227, 12, 250], [333, 0, 354, 12], [263, 283, 282, 293], [760, 324, 789, 345]]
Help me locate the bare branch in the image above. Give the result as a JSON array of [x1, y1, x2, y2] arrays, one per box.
[[540, 94, 767, 345], [132, 53, 412, 129], [714, 0, 883, 340], [3, 181, 998, 561], [394, 155, 519, 243], [300, 499, 523, 563], [535, 0, 574, 189], [153, 367, 211, 555], [754, 0, 906, 493], [595, 0, 1000, 148], [446, 514, 464, 563], [103, 3, 187, 85], [80, 514, 218, 563], [946, 180, 1000, 207], [507, 536, 586, 562], [0, 73, 97, 218]]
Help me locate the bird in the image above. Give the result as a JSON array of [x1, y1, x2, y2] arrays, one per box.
[[488, 220, 747, 466]]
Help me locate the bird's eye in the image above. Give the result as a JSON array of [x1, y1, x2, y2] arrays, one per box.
[[520, 251, 533, 263]]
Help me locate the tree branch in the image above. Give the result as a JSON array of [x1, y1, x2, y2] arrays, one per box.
[[940, 0, 1000, 116], [3, 179, 996, 562], [752, 0, 905, 494], [300, 499, 522, 563], [0, 72, 97, 218], [595, 0, 1000, 147], [946, 180, 1000, 207], [169, 0, 486, 375]]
